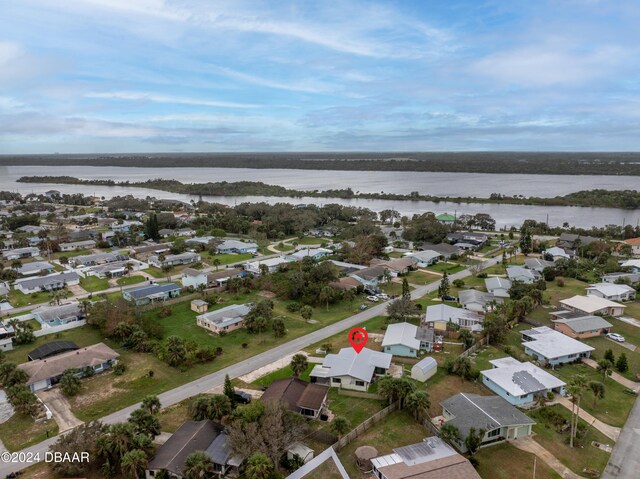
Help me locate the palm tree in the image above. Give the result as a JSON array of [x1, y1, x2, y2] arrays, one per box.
[[141, 395, 161, 415], [246, 452, 275, 479], [121, 449, 147, 479], [588, 381, 605, 408], [597, 359, 613, 382], [376, 376, 399, 405], [212, 258, 221, 271], [318, 285, 334, 311], [458, 329, 474, 350], [452, 356, 472, 383], [290, 354, 308, 377], [440, 423, 461, 446], [567, 374, 588, 448], [330, 416, 351, 437], [183, 451, 215, 479], [405, 391, 430, 421]]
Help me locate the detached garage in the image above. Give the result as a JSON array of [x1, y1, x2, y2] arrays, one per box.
[[411, 357, 437, 382]]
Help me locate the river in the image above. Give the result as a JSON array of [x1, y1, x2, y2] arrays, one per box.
[[1, 165, 638, 229]]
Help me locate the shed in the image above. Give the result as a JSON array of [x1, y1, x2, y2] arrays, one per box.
[[411, 357, 437, 382], [191, 299, 208, 314], [355, 445, 378, 471], [287, 443, 314, 464]]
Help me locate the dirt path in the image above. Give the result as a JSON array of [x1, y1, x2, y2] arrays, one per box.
[[582, 358, 640, 393], [37, 389, 84, 433], [509, 436, 587, 479], [553, 395, 621, 441]]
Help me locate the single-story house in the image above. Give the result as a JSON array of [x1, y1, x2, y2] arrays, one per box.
[[185, 236, 215, 246], [191, 299, 208, 314], [424, 304, 482, 332], [2, 247, 39, 260], [551, 312, 612, 339], [17, 225, 43, 234], [370, 257, 417, 277], [440, 393, 535, 452], [411, 357, 437, 382], [86, 259, 144, 278], [70, 251, 129, 267], [524, 258, 555, 273], [458, 289, 497, 313], [419, 242, 461, 259], [586, 283, 636, 302], [481, 357, 566, 407], [28, 340, 79, 361], [206, 269, 243, 287], [59, 240, 96, 251], [543, 246, 571, 261], [371, 436, 481, 479], [15, 261, 54, 277], [348, 265, 386, 289], [261, 377, 329, 419], [14, 272, 80, 294], [245, 256, 292, 275], [32, 302, 85, 326], [623, 237, 640, 256], [110, 220, 142, 232], [403, 250, 442, 267], [122, 282, 181, 306], [145, 420, 242, 479], [18, 342, 119, 392], [520, 326, 594, 366], [601, 272, 640, 285], [381, 322, 421, 358], [446, 232, 489, 247], [310, 347, 392, 392], [559, 295, 626, 317], [484, 277, 512, 299], [181, 268, 208, 289], [436, 213, 456, 224], [148, 252, 200, 268], [216, 239, 258, 254], [132, 243, 172, 258], [196, 303, 252, 334], [289, 247, 332, 261], [506, 266, 537, 284], [556, 233, 599, 252], [329, 276, 362, 291], [621, 259, 640, 273]]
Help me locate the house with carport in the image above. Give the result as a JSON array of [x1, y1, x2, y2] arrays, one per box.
[[586, 283, 636, 302], [310, 347, 392, 392], [424, 304, 482, 332], [559, 295, 626, 317], [551, 312, 612, 339], [520, 326, 594, 366]]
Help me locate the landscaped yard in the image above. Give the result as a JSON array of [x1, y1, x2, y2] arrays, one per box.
[[288, 236, 329, 246], [427, 374, 492, 417], [200, 252, 253, 265], [426, 262, 464, 274], [273, 242, 295, 252], [146, 267, 168, 278], [116, 275, 146, 286], [529, 405, 612, 476], [6, 289, 50, 308], [404, 270, 440, 285], [583, 336, 640, 381], [250, 362, 315, 387], [316, 388, 385, 435], [475, 442, 561, 479], [79, 275, 110, 292], [0, 413, 58, 452]]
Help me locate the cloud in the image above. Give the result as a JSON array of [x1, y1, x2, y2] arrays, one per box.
[[84, 91, 260, 109]]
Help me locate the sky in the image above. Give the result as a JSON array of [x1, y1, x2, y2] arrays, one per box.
[[1, 0, 640, 153]]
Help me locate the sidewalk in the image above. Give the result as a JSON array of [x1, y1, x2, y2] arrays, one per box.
[[582, 358, 640, 393], [553, 395, 621, 441], [509, 436, 587, 479]]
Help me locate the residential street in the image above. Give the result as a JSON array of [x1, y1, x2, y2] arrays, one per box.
[[0, 256, 498, 476], [601, 394, 640, 479]]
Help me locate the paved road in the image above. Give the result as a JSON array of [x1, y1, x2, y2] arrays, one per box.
[[601, 393, 640, 479], [0, 257, 498, 475]]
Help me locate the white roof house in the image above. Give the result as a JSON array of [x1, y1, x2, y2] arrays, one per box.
[[586, 283, 636, 302], [524, 258, 555, 273], [458, 289, 496, 313], [481, 357, 566, 406], [244, 256, 292, 274], [544, 247, 571, 260], [520, 326, 594, 365], [310, 347, 392, 391], [403, 250, 442, 266], [506, 266, 537, 283], [289, 247, 332, 261], [621, 259, 640, 271], [424, 304, 482, 332], [381, 322, 420, 351], [484, 277, 512, 298], [559, 295, 626, 317]]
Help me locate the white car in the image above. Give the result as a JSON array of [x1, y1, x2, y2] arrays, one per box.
[[366, 295, 380, 302], [376, 293, 389, 300], [606, 332, 625, 343]]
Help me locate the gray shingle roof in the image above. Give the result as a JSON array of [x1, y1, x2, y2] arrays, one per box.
[[126, 283, 180, 299]]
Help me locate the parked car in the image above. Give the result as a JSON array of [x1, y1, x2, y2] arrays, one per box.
[[442, 295, 456, 301], [606, 332, 625, 343], [366, 295, 379, 302], [359, 304, 368, 310], [233, 390, 252, 404], [376, 293, 389, 300]]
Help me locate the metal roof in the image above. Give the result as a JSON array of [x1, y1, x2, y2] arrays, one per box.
[[311, 347, 392, 382], [125, 282, 180, 299], [481, 358, 565, 397], [381, 322, 420, 350], [520, 326, 594, 359]]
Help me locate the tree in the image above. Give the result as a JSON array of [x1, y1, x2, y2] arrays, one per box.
[[128, 408, 161, 438], [464, 428, 486, 456], [458, 329, 475, 350], [190, 394, 232, 421], [386, 297, 420, 323], [377, 376, 416, 407], [145, 214, 160, 241], [6, 384, 38, 415], [272, 317, 286, 337], [440, 423, 461, 446], [121, 449, 147, 479], [616, 353, 629, 373], [519, 228, 532, 256], [245, 300, 274, 333], [60, 368, 82, 396], [405, 390, 430, 421], [604, 348, 615, 364], [212, 258, 221, 271], [451, 356, 472, 383], [597, 359, 613, 382], [330, 416, 351, 437], [402, 277, 411, 298], [183, 451, 215, 479], [567, 374, 588, 447], [246, 452, 276, 479], [438, 272, 450, 299], [588, 381, 605, 408], [49, 421, 108, 477], [290, 354, 308, 377], [300, 305, 313, 321], [141, 395, 161, 415], [319, 285, 335, 311], [163, 336, 187, 367], [223, 374, 235, 404]]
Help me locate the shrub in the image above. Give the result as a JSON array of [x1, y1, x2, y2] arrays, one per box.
[[241, 343, 248, 349], [555, 278, 565, 287], [547, 391, 555, 400], [286, 302, 301, 312], [158, 306, 172, 318], [477, 272, 488, 278], [148, 370, 154, 378], [452, 279, 465, 288], [112, 363, 126, 376]]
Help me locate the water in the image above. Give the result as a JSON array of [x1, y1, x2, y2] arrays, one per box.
[[1, 165, 638, 229]]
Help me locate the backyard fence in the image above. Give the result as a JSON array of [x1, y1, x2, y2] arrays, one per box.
[[458, 336, 488, 358], [333, 400, 400, 451], [337, 390, 383, 400], [308, 429, 338, 445], [522, 316, 544, 327], [34, 320, 86, 337]]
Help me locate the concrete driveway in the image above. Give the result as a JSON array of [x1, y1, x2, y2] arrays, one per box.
[[37, 389, 83, 433], [605, 336, 637, 351]]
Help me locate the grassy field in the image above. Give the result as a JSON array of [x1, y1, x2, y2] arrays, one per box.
[[6, 290, 50, 308], [426, 262, 464, 274], [158, 399, 193, 433], [301, 457, 344, 479], [337, 410, 428, 479], [116, 275, 146, 286], [53, 249, 93, 260], [273, 242, 295, 252], [0, 413, 59, 452], [529, 405, 612, 476], [289, 236, 329, 245], [378, 281, 406, 296], [79, 275, 110, 292], [251, 362, 315, 387], [606, 316, 640, 346], [304, 315, 389, 354], [404, 270, 440, 285], [475, 442, 561, 479], [427, 374, 492, 417], [584, 336, 640, 381], [146, 267, 167, 278], [316, 388, 385, 435], [200, 252, 252, 265]]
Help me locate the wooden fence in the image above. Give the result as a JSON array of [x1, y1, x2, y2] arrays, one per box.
[[458, 336, 488, 358], [333, 400, 400, 451], [337, 390, 383, 400]]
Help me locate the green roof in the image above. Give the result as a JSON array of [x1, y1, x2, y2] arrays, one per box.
[[436, 213, 456, 222]]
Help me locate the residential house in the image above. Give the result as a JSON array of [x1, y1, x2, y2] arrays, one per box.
[[70, 251, 129, 267], [289, 247, 332, 261], [148, 251, 200, 268], [329, 260, 367, 276], [110, 220, 142, 232], [86, 260, 144, 279], [215, 239, 259, 254], [424, 304, 483, 332], [122, 283, 181, 306], [18, 342, 119, 392], [28, 340, 79, 361], [550, 312, 612, 339], [623, 237, 640, 256], [458, 289, 497, 313], [484, 277, 512, 299], [543, 246, 571, 261], [329, 276, 362, 291], [370, 257, 417, 277], [159, 228, 194, 238], [17, 225, 43, 234], [446, 232, 489, 247], [371, 437, 481, 479], [196, 303, 252, 335], [481, 357, 566, 407], [524, 258, 555, 273], [559, 295, 626, 317], [586, 283, 636, 302], [411, 357, 438, 382], [436, 213, 456, 224], [506, 266, 537, 284], [440, 393, 535, 452], [244, 257, 293, 275], [556, 233, 600, 252], [145, 420, 242, 479], [621, 259, 640, 274], [381, 322, 421, 358], [2, 247, 39, 260], [310, 347, 392, 392], [520, 326, 594, 366], [185, 236, 215, 246], [261, 377, 329, 419], [14, 272, 80, 294], [419, 242, 461, 259], [403, 250, 442, 267], [131, 243, 172, 259], [348, 265, 386, 289], [601, 272, 640, 285], [181, 268, 208, 289], [32, 303, 85, 326], [59, 240, 96, 252], [15, 261, 54, 277]]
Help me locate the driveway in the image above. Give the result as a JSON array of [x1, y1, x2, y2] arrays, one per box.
[[602, 394, 640, 479], [582, 358, 640, 393], [509, 436, 586, 479], [605, 336, 637, 352], [36, 389, 84, 433], [553, 396, 620, 441], [617, 316, 640, 329]]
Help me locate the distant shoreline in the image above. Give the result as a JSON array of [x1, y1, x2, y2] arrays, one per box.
[[3, 151, 640, 175]]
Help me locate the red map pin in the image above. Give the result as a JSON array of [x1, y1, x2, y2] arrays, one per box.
[[348, 327, 368, 354]]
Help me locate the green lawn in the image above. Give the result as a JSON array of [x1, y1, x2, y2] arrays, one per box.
[[116, 275, 146, 286], [288, 236, 328, 245], [583, 336, 640, 381], [79, 275, 110, 292], [200, 252, 252, 265], [426, 262, 464, 274], [273, 242, 295, 252], [146, 267, 167, 278], [0, 414, 58, 452], [304, 315, 389, 354], [529, 405, 612, 476], [251, 363, 315, 388], [6, 289, 51, 308], [624, 300, 640, 319], [317, 388, 385, 435], [606, 316, 640, 346], [404, 270, 440, 285], [475, 442, 561, 479], [378, 281, 408, 296], [53, 249, 94, 260], [470, 345, 511, 371]]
